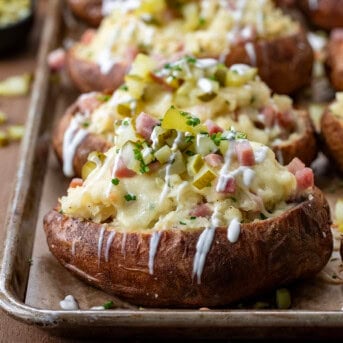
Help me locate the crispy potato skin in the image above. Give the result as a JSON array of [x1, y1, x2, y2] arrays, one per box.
[[44, 188, 332, 307], [273, 110, 317, 166], [298, 0, 343, 30], [66, 47, 131, 93], [225, 31, 313, 95], [52, 103, 112, 176], [67, 30, 313, 94], [321, 109, 343, 173], [67, 0, 102, 27], [326, 34, 343, 91]]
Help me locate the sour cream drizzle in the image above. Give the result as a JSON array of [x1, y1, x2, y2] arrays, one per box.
[[102, 0, 140, 16], [192, 204, 220, 284], [244, 42, 257, 66], [59, 295, 79, 310], [97, 225, 106, 266], [105, 230, 116, 262], [62, 116, 88, 177], [148, 231, 161, 274], [216, 142, 235, 192], [227, 218, 241, 243]]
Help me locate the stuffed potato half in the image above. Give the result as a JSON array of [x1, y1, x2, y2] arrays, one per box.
[[45, 109, 332, 307], [55, 56, 317, 178], [67, 0, 313, 94]]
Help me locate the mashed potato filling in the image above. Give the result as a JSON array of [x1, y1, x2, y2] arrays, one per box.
[[330, 92, 343, 118], [77, 0, 298, 67], [61, 110, 297, 232]]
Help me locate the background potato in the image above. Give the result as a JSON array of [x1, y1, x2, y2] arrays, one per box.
[[67, 0, 102, 27], [44, 188, 332, 307]]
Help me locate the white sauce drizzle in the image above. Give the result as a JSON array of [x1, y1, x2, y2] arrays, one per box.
[[216, 142, 235, 192], [244, 42, 257, 66], [102, 0, 141, 15], [254, 146, 269, 164], [198, 78, 213, 93], [227, 218, 241, 243], [195, 58, 218, 69], [97, 226, 106, 266], [62, 116, 88, 177], [59, 295, 79, 310], [230, 63, 252, 75], [105, 231, 116, 262], [148, 231, 161, 275]]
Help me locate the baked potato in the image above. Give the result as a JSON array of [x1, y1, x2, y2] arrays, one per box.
[[298, 0, 343, 30], [55, 56, 318, 178], [44, 110, 332, 308], [321, 93, 343, 173], [67, 0, 102, 27], [67, 0, 313, 94], [326, 29, 343, 91]]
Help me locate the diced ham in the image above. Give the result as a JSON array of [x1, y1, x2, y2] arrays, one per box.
[[261, 106, 276, 127], [47, 48, 66, 71], [126, 46, 139, 64], [147, 161, 161, 174], [205, 120, 223, 135], [235, 141, 255, 166], [295, 167, 314, 191], [81, 29, 96, 44], [287, 157, 305, 175], [114, 158, 136, 178], [77, 92, 102, 114], [276, 111, 295, 130], [69, 178, 83, 188], [220, 177, 236, 194], [204, 153, 224, 168], [190, 203, 212, 218], [136, 112, 159, 141]]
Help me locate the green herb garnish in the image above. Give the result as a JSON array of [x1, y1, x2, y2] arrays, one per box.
[[119, 85, 128, 91], [124, 194, 137, 201], [103, 301, 114, 309], [179, 221, 186, 225], [97, 94, 111, 102], [111, 178, 120, 185], [186, 117, 200, 127], [260, 213, 267, 220]]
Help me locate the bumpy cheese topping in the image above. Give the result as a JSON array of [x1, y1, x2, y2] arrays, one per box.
[[74, 56, 300, 154], [330, 92, 343, 118], [61, 110, 297, 232], [76, 0, 298, 70]]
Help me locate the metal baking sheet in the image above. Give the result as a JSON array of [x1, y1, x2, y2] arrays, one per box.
[[0, 0, 343, 338]]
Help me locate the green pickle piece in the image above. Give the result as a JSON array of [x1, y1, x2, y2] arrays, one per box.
[[187, 154, 204, 176], [192, 165, 217, 190]]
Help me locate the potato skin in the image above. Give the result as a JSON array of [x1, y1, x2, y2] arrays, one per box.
[[225, 31, 313, 95], [298, 0, 343, 30], [67, 29, 313, 94], [321, 108, 343, 173], [67, 0, 102, 27], [52, 103, 112, 177], [326, 32, 343, 91], [273, 110, 317, 166], [44, 188, 332, 307], [66, 47, 132, 93]]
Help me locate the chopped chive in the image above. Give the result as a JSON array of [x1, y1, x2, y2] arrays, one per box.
[[124, 194, 136, 201], [103, 300, 114, 309], [190, 216, 196, 220], [111, 178, 120, 185], [179, 221, 186, 225]]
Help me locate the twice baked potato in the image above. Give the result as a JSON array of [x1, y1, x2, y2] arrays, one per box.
[[321, 93, 343, 173], [44, 110, 332, 307], [67, 0, 102, 27], [326, 29, 343, 91], [55, 56, 317, 177], [67, 0, 313, 94], [298, 0, 343, 30]]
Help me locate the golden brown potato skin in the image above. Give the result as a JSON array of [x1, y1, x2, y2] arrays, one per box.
[[321, 108, 343, 173], [52, 103, 112, 177], [67, 0, 102, 27], [66, 47, 131, 93], [298, 0, 343, 30], [44, 188, 332, 307], [274, 110, 317, 166], [326, 30, 343, 91], [225, 31, 314, 95]]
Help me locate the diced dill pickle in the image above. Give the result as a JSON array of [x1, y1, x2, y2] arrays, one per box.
[[155, 145, 171, 164], [141, 146, 154, 165], [195, 134, 217, 156], [214, 68, 227, 86], [117, 103, 132, 117], [219, 139, 229, 155], [0, 130, 8, 146], [121, 141, 141, 173], [129, 54, 156, 79], [125, 75, 146, 99], [150, 125, 171, 149], [226, 67, 257, 87], [88, 151, 106, 164], [162, 106, 204, 134], [7, 125, 24, 140], [276, 288, 291, 309], [187, 154, 203, 176], [169, 151, 186, 174], [0, 111, 7, 124], [135, 0, 166, 15], [197, 92, 217, 102], [81, 161, 96, 180], [192, 166, 217, 189]]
